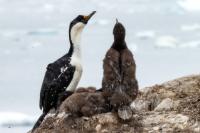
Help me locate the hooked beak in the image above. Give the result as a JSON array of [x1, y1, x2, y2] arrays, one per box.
[[83, 11, 96, 23]]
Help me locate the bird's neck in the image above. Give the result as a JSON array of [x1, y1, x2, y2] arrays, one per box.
[[68, 28, 83, 60], [112, 40, 127, 52]]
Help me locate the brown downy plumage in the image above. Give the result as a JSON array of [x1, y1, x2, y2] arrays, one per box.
[[102, 49, 121, 98], [102, 19, 138, 112], [120, 48, 138, 101], [58, 87, 108, 117]]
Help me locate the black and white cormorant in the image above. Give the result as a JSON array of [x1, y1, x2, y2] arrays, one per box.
[[102, 19, 138, 111], [32, 11, 96, 131]]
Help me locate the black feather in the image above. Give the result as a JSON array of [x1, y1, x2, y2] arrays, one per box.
[[39, 54, 75, 113]]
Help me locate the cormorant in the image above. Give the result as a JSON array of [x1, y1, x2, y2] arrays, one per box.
[[102, 19, 138, 112], [32, 11, 96, 132]]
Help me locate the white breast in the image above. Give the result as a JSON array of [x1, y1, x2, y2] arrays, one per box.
[[66, 22, 85, 91], [66, 57, 82, 91]]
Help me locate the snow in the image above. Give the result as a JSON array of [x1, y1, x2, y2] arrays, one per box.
[[155, 36, 179, 49], [27, 28, 59, 36], [178, 0, 200, 12], [0, 30, 26, 38], [180, 41, 200, 48], [155, 36, 200, 49], [0, 112, 36, 127], [1, 31, 17, 38], [180, 24, 200, 31], [30, 42, 43, 48], [135, 31, 156, 40]]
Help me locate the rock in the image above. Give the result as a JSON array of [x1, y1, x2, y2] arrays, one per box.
[[153, 126, 159, 131], [143, 112, 190, 132], [97, 112, 118, 125], [154, 98, 174, 111], [133, 74, 200, 111], [32, 74, 200, 133], [177, 95, 200, 121], [33, 112, 143, 133], [95, 124, 102, 132], [118, 106, 132, 120], [191, 121, 200, 132], [131, 99, 150, 111]]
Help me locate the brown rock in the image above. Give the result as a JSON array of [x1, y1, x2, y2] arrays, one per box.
[[32, 74, 200, 133]]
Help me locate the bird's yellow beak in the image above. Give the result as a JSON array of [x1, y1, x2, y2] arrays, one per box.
[[83, 11, 96, 22]]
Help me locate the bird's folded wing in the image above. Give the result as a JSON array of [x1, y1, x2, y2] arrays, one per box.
[[39, 62, 75, 111]]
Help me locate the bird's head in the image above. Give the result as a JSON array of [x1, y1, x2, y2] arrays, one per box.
[[69, 11, 96, 46], [113, 19, 126, 41], [69, 11, 96, 33]]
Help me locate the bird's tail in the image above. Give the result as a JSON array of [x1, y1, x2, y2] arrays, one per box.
[[31, 113, 47, 133]]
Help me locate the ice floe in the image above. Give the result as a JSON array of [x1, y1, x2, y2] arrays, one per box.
[[155, 35, 200, 49], [180, 41, 200, 48], [0, 112, 36, 127], [155, 36, 179, 49], [29, 42, 43, 49], [27, 28, 59, 36], [0, 29, 59, 38], [135, 31, 156, 40], [0, 30, 26, 38], [180, 24, 200, 31], [178, 0, 200, 12]]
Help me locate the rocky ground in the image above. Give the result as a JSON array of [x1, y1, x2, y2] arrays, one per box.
[[31, 74, 200, 133]]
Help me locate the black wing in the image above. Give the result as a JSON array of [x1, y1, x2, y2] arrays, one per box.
[[39, 55, 75, 113]]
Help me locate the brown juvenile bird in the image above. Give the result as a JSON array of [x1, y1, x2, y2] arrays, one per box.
[[58, 87, 108, 117], [102, 19, 138, 112]]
